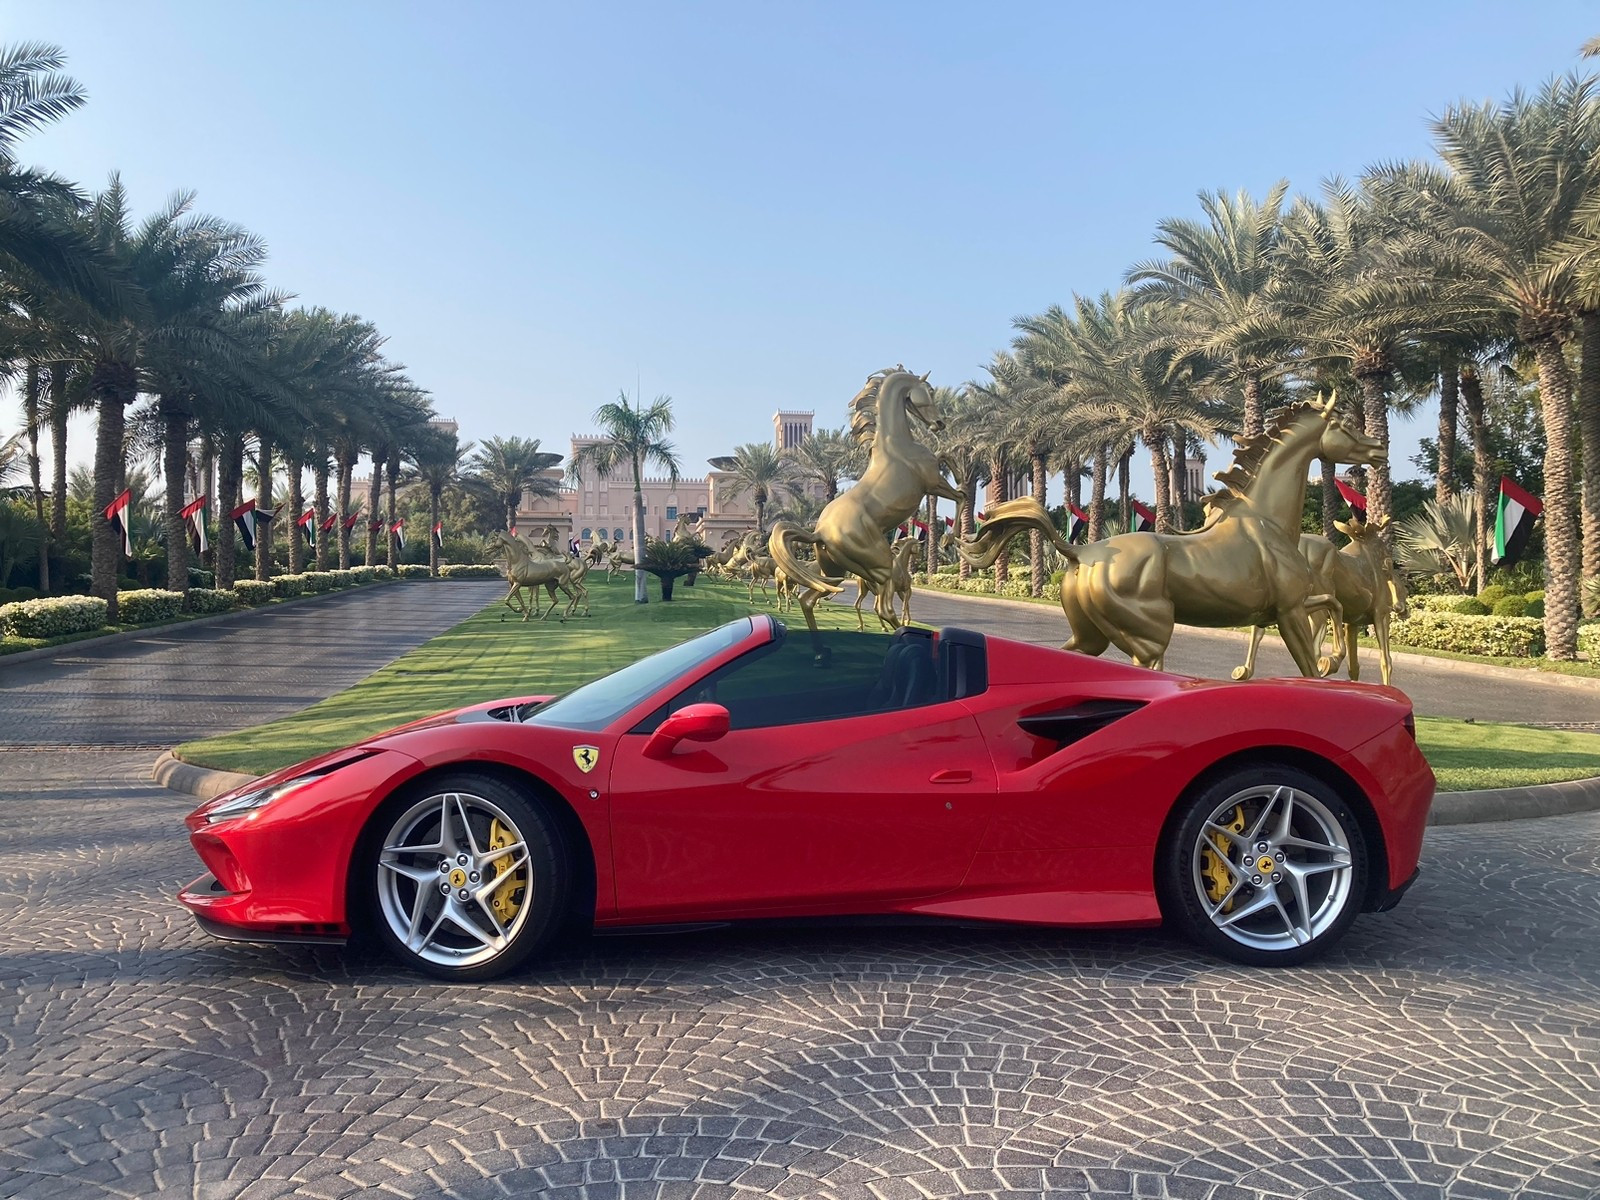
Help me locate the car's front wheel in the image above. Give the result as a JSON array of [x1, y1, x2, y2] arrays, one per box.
[[1159, 764, 1368, 967], [363, 773, 569, 981]]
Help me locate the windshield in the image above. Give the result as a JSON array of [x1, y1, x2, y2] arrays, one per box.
[[520, 618, 756, 731]]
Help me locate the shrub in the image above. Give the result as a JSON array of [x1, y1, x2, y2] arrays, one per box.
[[232, 580, 276, 607], [330, 569, 357, 588], [1451, 596, 1490, 616], [301, 571, 335, 593], [372, 565, 395, 580], [1525, 598, 1545, 619], [1491, 595, 1528, 617], [350, 565, 381, 584], [273, 575, 305, 598], [1525, 589, 1545, 604], [440, 564, 502, 579], [398, 564, 430, 579], [117, 589, 185, 624], [1476, 584, 1509, 607], [1388, 611, 1545, 658], [1580, 623, 1600, 662], [0, 595, 108, 639], [186, 588, 236, 614], [187, 566, 215, 589]]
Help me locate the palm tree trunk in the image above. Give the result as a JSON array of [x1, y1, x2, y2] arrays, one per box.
[[385, 448, 400, 568], [49, 363, 68, 543], [1579, 312, 1600, 598], [287, 450, 305, 574], [216, 434, 243, 590], [365, 455, 383, 566], [1437, 352, 1459, 504], [1089, 445, 1107, 542], [1030, 452, 1047, 596], [429, 486, 441, 577], [1320, 459, 1338, 540], [1531, 337, 1580, 659], [958, 474, 977, 581], [925, 493, 937, 574], [632, 477, 648, 603], [337, 454, 354, 569], [198, 433, 216, 571], [255, 435, 273, 581], [1242, 372, 1265, 438], [1460, 364, 1490, 593], [989, 460, 1009, 588], [89, 360, 136, 622], [314, 445, 330, 571], [1118, 450, 1131, 533], [1150, 439, 1174, 532], [1169, 435, 1187, 531], [24, 363, 48, 592], [1356, 369, 1393, 545], [161, 399, 190, 595]]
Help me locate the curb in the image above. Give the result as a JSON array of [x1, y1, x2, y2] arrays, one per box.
[[152, 748, 1600, 828], [0, 581, 402, 671], [910, 586, 1600, 692]]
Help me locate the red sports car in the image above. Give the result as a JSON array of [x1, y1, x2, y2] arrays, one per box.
[[179, 616, 1434, 980]]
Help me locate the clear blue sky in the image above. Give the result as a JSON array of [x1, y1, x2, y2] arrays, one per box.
[[4, 0, 1596, 500]]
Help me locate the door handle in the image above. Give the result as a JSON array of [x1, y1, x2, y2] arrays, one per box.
[[929, 769, 972, 784]]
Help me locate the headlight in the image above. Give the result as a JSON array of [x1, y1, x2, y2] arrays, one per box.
[[205, 776, 316, 823]]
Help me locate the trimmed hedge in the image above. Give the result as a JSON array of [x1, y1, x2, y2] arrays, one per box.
[[398, 564, 430, 579], [186, 588, 236, 614], [1580, 624, 1600, 662], [330, 569, 357, 588], [440, 564, 501, 579], [1491, 595, 1529, 617], [0, 595, 108, 639], [273, 575, 305, 598], [1451, 596, 1490, 615], [913, 571, 1040, 600], [373, 565, 395, 580], [117, 589, 185, 624], [1388, 611, 1545, 658], [301, 571, 336, 594], [232, 580, 276, 607], [349, 565, 381, 584]]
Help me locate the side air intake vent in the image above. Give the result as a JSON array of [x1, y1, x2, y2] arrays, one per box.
[[1018, 700, 1145, 747]]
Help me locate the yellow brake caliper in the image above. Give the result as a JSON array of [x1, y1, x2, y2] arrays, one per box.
[[1201, 805, 1246, 911], [487, 818, 528, 923]]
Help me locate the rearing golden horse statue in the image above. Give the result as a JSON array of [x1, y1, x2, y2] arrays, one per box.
[[770, 367, 963, 633], [958, 395, 1384, 677]]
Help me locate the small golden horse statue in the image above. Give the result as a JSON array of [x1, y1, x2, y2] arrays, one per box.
[[1235, 516, 1408, 685], [490, 530, 591, 622], [770, 367, 962, 633], [853, 537, 921, 630], [959, 394, 1383, 676]]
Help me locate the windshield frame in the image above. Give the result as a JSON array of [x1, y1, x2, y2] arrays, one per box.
[[519, 616, 770, 732]]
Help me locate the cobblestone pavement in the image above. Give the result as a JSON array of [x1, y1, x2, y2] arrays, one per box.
[[0, 582, 504, 746], [890, 588, 1600, 727], [2, 749, 1597, 1199]]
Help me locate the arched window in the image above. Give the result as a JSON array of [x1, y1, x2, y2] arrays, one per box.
[[581, 527, 591, 540], [614, 528, 624, 541]]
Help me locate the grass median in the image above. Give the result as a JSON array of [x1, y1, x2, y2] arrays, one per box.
[[177, 575, 1600, 793]]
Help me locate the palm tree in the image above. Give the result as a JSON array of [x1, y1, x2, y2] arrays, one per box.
[[404, 426, 471, 576], [1126, 182, 1290, 438], [569, 392, 680, 603], [711, 441, 799, 533], [1369, 76, 1600, 658], [783, 427, 864, 502], [468, 435, 562, 532]]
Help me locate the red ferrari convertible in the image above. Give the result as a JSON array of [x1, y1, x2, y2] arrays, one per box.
[[180, 616, 1434, 980]]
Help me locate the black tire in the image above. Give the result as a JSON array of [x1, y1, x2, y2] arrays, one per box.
[[1157, 763, 1369, 967], [359, 772, 571, 981]]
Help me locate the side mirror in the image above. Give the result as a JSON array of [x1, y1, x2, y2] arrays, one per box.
[[643, 703, 730, 759]]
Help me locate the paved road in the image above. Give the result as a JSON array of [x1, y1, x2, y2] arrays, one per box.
[[886, 587, 1600, 727], [0, 747, 1596, 1199], [0, 582, 504, 747]]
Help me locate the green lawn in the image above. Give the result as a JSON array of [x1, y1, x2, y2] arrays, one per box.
[[176, 576, 1600, 794]]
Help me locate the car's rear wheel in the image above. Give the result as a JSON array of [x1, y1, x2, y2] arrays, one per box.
[[1159, 764, 1368, 967], [363, 773, 569, 981]]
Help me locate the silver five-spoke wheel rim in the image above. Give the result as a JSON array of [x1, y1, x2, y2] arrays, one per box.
[[1191, 784, 1353, 953], [377, 792, 534, 968]]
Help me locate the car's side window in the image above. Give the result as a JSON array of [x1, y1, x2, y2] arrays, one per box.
[[636, 630, 944, 732]]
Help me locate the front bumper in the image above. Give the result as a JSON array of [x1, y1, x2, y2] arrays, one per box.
[[1368, 865, 1420, 913], [178, 872, 349, 944]]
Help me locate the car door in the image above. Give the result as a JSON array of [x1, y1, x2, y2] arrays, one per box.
[[606, 699, 995, 921]]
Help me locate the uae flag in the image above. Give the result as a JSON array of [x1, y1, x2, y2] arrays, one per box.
[[297, 508, 317, 549], [1068, 502, 1089, 543], [230, 499, 259, 552], [342, 511, 362, 531], [319, 512, 338, 535], [911, 518, 928, 541], [943, 516, 954, 528], [390, 519, 406, 550], [1130, 500, 1155, 533], [105, 488, 132, 557], [432, 520, 444, 549], [1493, 475, 1542, 568], [179, 495, 209, 554], [1335, 478, 1368, 519]]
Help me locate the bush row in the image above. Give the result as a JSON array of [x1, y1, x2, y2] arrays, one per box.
[[1580, 624, 1600, 663], [1387, 611, 1546, 658], [0, 595, 109, 638], [912, 571, 1041, 600], [116, 589, 185, 624], [440, 563, 502, 579], [1409, 589, 1546, 618]]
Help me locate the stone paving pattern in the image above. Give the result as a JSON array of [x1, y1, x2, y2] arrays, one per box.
[[1, 746, 1597, 1198]]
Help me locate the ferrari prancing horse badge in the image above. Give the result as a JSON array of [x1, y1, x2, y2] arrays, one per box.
[[573, 745, 600, 774]]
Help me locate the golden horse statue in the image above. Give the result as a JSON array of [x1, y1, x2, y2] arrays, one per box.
[[853, 537, 921, 630], [770, 367, 962, 633], [490, 531, 591, 622], [1235, 516, 1408, 685], [958, 395, 1384, 676]]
